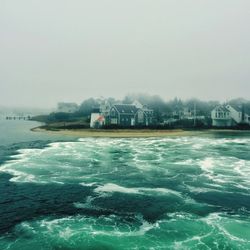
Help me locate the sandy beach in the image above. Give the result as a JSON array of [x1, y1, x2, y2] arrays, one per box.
[[31, 127, 202, 138]]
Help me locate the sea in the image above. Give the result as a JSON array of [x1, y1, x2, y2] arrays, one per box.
[[0, 118, 250, 250]]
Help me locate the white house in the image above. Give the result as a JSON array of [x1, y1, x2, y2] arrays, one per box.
[[90, 111, 105, 128], [211, 104, 250, 127]]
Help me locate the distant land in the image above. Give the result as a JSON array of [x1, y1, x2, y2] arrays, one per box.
[[2, 94, 250, 131], [27, 94, 250, 132], [0, 106, 53, 118]]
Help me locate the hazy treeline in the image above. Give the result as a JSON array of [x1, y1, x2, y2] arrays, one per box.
[[33, 94, 250, 126], [78, 94, 250, 118]]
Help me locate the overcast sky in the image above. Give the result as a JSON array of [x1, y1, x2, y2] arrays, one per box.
[[0, 0, 250, 108]]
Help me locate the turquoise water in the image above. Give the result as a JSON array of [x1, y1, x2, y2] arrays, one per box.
[[0, 120, 250, 249]]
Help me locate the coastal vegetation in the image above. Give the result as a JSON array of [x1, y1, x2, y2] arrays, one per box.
[[31, 94, 250, 130]]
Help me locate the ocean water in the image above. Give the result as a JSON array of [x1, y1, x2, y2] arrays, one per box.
[[0, 120, 250, 249]]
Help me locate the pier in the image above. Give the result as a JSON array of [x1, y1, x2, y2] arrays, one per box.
[[5, 116, 31, 120]]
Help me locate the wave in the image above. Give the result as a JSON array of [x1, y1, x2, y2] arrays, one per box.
[[94, 183, 182, 198], [1, 210, 250, 250]]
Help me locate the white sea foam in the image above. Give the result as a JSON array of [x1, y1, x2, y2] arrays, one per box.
[[1, 135, 250, 250], [94, 183, 181, 197], [0, 167, 40, 183], [199, 157, 214, 172], [18, 213, 159, 241], [2, 209, 250, 249], [1, 136, 250, 197], [95, 183, 140, 194], [79, 182, 98, 187], [202, 213, 250, 243], [73, 202, 86, 209], [192, 143, 204, 150], [174, 159, 194, 165]]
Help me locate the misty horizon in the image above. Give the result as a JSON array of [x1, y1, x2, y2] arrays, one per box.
[[1, 94, 249, 112], [1, 1, 250, 108]]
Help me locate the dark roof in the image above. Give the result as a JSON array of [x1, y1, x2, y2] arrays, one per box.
[[220, 106, 230, 112], [228, 104, 250, 115], [113, 104, 138, 114], [229, 104, 242, 112], [214, 105, 230, 112]]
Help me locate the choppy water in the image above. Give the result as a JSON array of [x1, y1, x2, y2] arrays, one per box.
[[0, 121, 250, 249]]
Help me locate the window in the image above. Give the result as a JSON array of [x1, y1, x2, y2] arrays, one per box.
[[110, 118, 118, 124], [138, 111, 144, 123], [111, 109, 116, 116]]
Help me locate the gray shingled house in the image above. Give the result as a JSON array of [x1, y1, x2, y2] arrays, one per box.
[[107, 104, 153, 127]]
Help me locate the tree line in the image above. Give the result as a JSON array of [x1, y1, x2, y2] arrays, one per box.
[[33, 94, 250, 126]]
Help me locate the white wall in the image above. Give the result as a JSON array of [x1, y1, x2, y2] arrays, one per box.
[[90, 113, 104, 128]]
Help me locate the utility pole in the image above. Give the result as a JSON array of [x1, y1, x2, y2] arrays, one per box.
[[193, 102, 196, 127], [242, 103, 245, 123]]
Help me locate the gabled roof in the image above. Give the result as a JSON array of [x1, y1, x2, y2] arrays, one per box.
[[113, 104, 138, 114], [220, 106, 230, 112], [228, 104, 250, 115], [213, 105, 230, 112], [228, 104, 242, 112]]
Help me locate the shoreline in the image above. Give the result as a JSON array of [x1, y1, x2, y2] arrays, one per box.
[[31, 126, 250, 138], [31, 127, 199, 138]]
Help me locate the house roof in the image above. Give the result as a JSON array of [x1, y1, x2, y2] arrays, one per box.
[[220, 106, 230, 112], [213, 105, 230, 112], [113, 104, 138, 114], [228, 104, 250, 115], [228, 104, 242, 112]]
